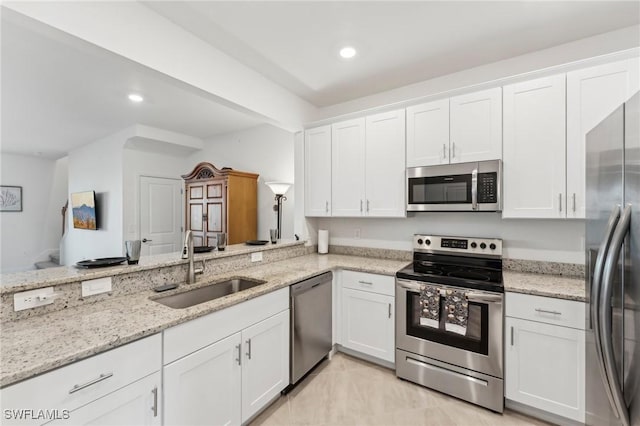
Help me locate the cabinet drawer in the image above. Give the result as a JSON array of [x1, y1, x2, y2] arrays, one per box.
[[505, 292, 585, 330], [341, 270, 394, 296], [1, 334, 161, 420]]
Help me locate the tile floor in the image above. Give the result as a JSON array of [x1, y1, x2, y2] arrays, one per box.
[[250, 353, 550, 426]]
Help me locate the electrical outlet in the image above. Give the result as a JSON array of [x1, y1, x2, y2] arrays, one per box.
[[354, 228, 361, 239], [14, 287, 57, 311], [82, 277, 113, 297], [251, 252, 263, 262]]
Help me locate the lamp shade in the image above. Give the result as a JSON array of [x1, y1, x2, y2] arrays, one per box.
[[265, 181, 292, 196]]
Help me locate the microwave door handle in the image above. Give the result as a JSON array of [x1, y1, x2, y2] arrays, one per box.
[[471, 168, 478, 210]]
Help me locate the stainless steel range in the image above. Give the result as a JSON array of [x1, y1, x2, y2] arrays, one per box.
[[395, 234, 504, 413]]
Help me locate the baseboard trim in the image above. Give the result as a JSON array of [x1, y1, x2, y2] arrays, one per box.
[[505, 399, 584, 426]]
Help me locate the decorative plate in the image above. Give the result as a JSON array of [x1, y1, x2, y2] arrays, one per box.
[[76, 257, 127, 268], [194, 246, 215, 253], [245, 240, 269, 246]]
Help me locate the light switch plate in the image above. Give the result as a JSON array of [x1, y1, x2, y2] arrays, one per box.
[[251, 252, 263, 262], [14, 287, 56, 311], [82, 277, 113, 297]]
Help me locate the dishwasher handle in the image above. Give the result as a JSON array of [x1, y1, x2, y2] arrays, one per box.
[[290, 271, 333, 296]]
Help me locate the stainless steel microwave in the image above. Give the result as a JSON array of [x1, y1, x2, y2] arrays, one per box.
[[407, 160, 502, 212]]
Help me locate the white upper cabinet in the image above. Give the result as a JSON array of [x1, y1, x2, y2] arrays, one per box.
[[503, 74, 566, 218], [365, 110, 406, 217], [331, 118, 366, 216], [566, 58, 640, 219], [450, 87, 503, 164], [406, 99, 450, 167], [331, 111, 406, 218], [304, 125, 332, 216]]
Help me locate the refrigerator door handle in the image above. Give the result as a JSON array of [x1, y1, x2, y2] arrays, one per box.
[[599, 204, 632, 426], [591, 205, 621, 417]]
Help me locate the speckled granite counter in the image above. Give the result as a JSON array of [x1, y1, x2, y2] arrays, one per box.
[[504, 271, 585, 302], [0, 254, 407, 388]]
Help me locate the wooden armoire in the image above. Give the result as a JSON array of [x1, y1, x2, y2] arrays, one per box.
[[182, 162, 259, 246]]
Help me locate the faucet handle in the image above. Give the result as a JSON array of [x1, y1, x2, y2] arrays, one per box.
[[195, 260, 206, 275]]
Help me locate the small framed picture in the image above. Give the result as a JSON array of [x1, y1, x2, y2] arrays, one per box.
[[0, 186, 23, 212]]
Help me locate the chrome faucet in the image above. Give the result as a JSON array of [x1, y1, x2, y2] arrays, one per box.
[[182, 230, 205, 284]]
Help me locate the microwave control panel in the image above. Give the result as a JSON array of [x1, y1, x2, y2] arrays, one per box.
[[477, 172, 498, 203]]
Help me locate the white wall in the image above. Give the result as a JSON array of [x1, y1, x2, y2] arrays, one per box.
[[64, 130, 127, 266], [0, 154, 67, 273], [122, 148, 190, 242], [191, 124, 296, 240], [317, 215, 585, 264]]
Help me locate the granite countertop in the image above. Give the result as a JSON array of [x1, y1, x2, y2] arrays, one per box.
[[504, 271, 585, 302], [0, 254, 407, 388], [0, 240, 305, 293], [0, 253, 586, 388]]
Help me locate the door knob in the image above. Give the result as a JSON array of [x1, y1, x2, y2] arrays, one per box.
[[142, 238, 152, 243]]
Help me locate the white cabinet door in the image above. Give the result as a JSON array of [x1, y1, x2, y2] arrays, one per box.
[[341, 287, 394, 363], [450, 87, 502, 163], [331, 118, 366, 216], [304, 125, 332, 216], [164, 333, 242, 426], [503, 75, 566, 218], [566, 58, 640, 219], [241, 310, 290, 424], [406, 99, 450, 167], [47, 373, 161, 426], [365, 110, 406, 217], [505, 317, 585, 422]]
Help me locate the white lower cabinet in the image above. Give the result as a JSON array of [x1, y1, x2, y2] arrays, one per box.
[[164, 333, 242, 426], [47, 372, 161, 426], [505, 293, 585, 422], [0, 335, 161, 426], [339, 271, 395, 363], [163, 289, 290, 425]]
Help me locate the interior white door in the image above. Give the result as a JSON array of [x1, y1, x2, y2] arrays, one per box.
[[140, 176, 183, 256], [341, 287, 394, 363], [503, 74, 566, 218], [365, 110, 406, 217], [46, 373, 161, 426], [406, 99, 450, 167], [163, 333, 242, 426], [449, 87, 502, 163], [331, 118, 366, 217], [566, 58, 640, 219], [240, 310, 289, 423], [304, 125, 332, 217]]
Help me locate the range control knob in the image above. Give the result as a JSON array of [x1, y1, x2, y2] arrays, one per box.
[[480, 242, 487, 249], [490, 243, 497, 250], [417, 239, 423, 245], [425, 239, 431, 246], [470, 242, 477, 249]]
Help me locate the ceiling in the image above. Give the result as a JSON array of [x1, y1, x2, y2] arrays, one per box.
[[2, 2, 638, 159], [145, 1, 640, 107], [0, 10, 263, 159]]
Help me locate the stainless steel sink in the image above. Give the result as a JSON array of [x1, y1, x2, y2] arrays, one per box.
[[153, 278, 267, 309]]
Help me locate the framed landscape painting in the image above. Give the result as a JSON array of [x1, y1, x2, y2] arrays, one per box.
[[0, 186, 22, 212], [71, 191, 97, 230]]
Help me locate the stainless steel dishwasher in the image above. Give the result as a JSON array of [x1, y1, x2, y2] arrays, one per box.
[[290, 271, 333, 385]]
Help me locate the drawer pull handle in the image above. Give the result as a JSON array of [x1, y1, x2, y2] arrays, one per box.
[[69, 372, 113, 394], [151, 386, 158, 417], [535, 308, 562, 315], [510, 326, 514, 346], [388, 303, 392, 319], [358, 281, 373, 285], [246, 338, 252, 360]]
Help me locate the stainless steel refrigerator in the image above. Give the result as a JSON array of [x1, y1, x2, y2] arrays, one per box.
[[586, 91, 639, 426]]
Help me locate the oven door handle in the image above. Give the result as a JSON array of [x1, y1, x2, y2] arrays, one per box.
[[466, 293, 502, 304], [396, 280, 422, 292]]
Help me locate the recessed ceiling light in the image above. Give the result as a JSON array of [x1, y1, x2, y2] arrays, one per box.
[[128, 93, 144, 103], [339, 46, 357, 59]]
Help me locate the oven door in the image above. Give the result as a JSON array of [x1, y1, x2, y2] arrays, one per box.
[[395, 278, 503, 379]]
